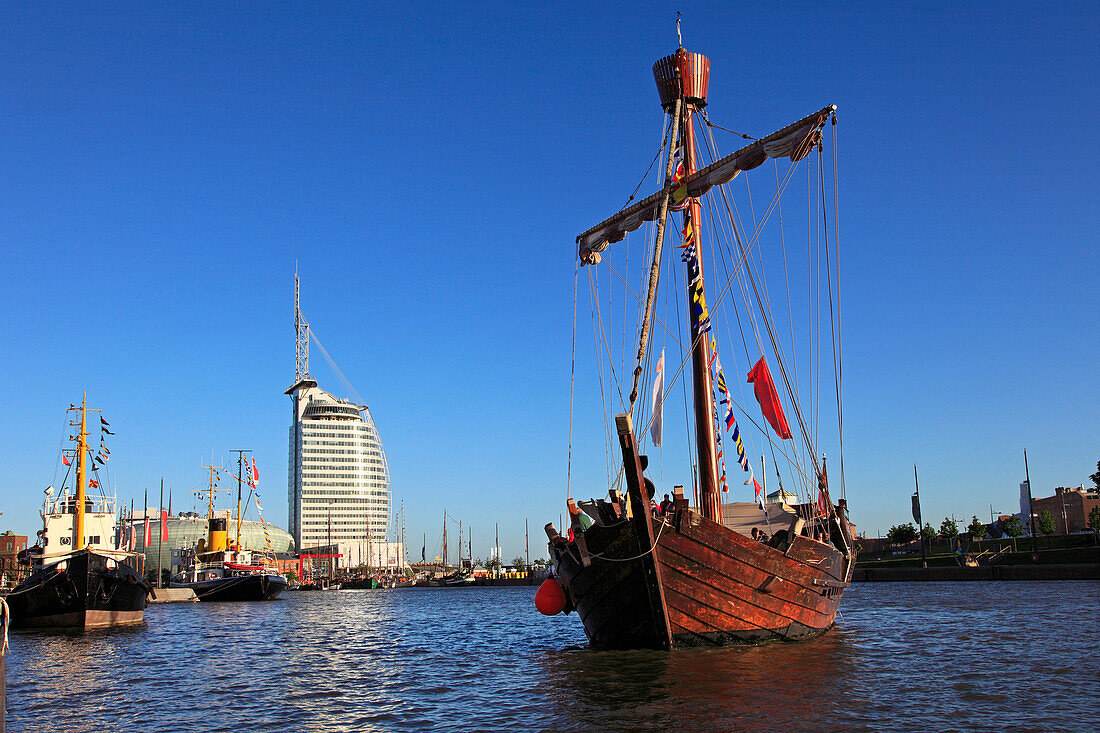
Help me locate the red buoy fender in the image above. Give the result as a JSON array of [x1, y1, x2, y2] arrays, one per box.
[[535, 578, 567, 615]]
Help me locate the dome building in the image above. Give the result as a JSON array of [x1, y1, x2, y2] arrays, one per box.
[[129, 510, 295, 576]]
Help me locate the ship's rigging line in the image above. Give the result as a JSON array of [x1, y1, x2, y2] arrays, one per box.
[[566, 260, 579, 504], [589, 139, 813, 499], [597, 280, 816, 501], [584, 113, 840, 510], [698, 117, 812, 502], [694, 112, 834, 503], [691, 134, 807, 500], [589, 268, 615, 488], [832, 113, 846, 500], [706, 142, 822, 482]]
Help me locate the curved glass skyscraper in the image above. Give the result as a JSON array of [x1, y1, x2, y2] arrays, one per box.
[[286, 275, 392, 557], [287, 383, 391, 549]]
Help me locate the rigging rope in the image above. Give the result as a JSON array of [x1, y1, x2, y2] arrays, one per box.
[[701, 111, 756, 141], [566, 260, 579, 503], [624, 116, 673, 207], [832, 113, 846, 500], [588, 269, 614, 487]]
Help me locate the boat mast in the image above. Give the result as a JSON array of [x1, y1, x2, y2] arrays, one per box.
[[654, 46, 720, 520], [73, 393, 89, 550], [232, 449, 249, 551], [442, 510, 448, 568]]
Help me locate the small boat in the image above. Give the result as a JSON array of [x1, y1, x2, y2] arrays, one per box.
[[171, 459, 286, 602], [539, 31, 855, 649], [7, 396, 148, 629]]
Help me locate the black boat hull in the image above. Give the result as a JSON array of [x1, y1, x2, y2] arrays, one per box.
[[172, 573, 287, 602], [6, 549, 147, 630]]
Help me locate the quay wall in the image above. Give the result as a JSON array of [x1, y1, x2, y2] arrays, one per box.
[[852, 563, 1100, 582]]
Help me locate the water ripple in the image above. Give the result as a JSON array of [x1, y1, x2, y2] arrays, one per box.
[[5, 582, 1099, 731]]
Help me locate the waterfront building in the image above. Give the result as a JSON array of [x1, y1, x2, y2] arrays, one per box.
[[1, 531, 28, 581], [1031, 486, 1100, 534], [285, 275, 395, 562]]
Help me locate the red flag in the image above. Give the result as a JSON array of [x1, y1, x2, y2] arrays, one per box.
[[753, 479, 765, 509], [128, 524, 135, 551], [143, 516, 152, 546], [161, 510, 168, 541], [746, 357, 793, 440], [62, 454, 71, 466], [88, 479, 98, 489], [252, 458, 258, 484]]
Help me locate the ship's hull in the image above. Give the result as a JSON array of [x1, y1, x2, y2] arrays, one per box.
[[172, 573, 287, 602], [550, 506, 852, 650], [6, 549, 147, 630]]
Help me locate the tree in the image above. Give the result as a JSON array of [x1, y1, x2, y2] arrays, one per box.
[[512, 556, 526, 572], [285, 568, 299, 585], [1090, 460, 1100, 491], [1088, 506, 1100, 533], [922, 523, 937, 545], [968, 515, 988, 541], [940, 518, 960, 551], [1038, 510, 1056, 537], [886, 523, 918, 545], [1001, 515, 1024, 551]]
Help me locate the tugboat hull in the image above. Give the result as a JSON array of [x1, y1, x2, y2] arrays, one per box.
[[172, 573, 287, 602], [7, 549, 147, 630]]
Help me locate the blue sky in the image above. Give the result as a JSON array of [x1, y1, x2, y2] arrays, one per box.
[[1, 2, 1096, 556]]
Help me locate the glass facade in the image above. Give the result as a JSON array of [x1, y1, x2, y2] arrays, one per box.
[[287, 384, 391, 551]]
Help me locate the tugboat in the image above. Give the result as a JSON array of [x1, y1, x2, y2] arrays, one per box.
[[7, 396, 148, 629], [171, 459, 287, 602]]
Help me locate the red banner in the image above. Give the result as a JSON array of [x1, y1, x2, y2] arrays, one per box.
[[746, 357, 793, 440]]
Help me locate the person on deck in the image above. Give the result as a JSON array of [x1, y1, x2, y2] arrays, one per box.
[[659, 494, 673, 515]]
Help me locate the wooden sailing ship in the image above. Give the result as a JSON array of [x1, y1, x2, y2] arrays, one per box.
[[540, 38, 856, 649], [7, 396, 148, 629]]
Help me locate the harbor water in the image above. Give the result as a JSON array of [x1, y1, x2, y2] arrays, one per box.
[[6, 581, 1099, 732]]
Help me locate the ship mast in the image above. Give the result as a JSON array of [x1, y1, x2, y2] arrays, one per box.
[[653, 47, 721, 520], [73, 393, 89, 550], [231, 449, 250, 551]]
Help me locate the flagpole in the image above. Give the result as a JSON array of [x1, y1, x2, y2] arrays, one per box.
[[913, 464, 927, 569], [762, 454, 772, 532], [1024, 449, 1038, 560], [157, 477, 164, 589], [142, 486, 148, 578]]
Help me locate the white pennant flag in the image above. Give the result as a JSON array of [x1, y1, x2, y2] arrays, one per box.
[[650, 348, 665, 447]]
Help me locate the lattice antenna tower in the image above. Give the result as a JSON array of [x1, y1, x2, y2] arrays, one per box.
[[295, 269, 310, 381]]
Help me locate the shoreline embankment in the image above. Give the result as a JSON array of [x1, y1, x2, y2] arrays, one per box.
[[852, 563, 1100, 582]]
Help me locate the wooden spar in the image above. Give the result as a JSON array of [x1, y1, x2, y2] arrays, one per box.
[[628, 97, 682, 413], [616, 413, 672, 648], [677, 50, 721, 522]]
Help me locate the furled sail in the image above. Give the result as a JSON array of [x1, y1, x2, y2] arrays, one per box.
[[577, 105, 835, 260]]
